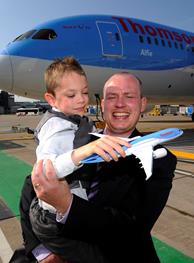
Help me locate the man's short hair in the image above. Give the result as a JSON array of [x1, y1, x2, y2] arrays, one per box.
[[103, 72, 143, 98]]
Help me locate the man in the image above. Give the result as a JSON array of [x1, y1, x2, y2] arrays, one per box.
[[19, 73, 177, 263]]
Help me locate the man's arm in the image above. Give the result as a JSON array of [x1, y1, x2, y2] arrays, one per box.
[[32, 160, 137, 246], [61, 148, 177, 242], [61, 148, 177, 244], [140, 147, 177, 231], [20, 175, 68, 263]]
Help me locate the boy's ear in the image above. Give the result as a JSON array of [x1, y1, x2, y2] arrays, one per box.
[[44, 93, 55, 107]]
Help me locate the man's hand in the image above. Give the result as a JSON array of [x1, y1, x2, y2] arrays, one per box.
[[39, 253, 68, 262], [32, 159, 73, 214]]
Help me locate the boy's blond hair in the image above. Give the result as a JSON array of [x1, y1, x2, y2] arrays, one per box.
[[45, 56, 86, 96]]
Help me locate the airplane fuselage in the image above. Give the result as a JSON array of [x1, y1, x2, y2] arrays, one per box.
[[0, 14, 194, 105]]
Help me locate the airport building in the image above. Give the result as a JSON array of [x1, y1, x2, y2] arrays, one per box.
[[0, 91, 50, 114]]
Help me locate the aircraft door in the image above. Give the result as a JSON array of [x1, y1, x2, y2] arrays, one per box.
[[96, 21, 123, 57]]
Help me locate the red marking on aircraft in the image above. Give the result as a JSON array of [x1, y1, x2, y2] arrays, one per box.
[[112, 16, 194, 44]]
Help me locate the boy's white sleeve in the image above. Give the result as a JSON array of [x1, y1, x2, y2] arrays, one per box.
[[53, 150, 82, 178], [36, 118, 81, 178]]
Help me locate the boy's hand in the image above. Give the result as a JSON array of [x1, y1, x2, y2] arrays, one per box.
[[72, 135, 131, 164]]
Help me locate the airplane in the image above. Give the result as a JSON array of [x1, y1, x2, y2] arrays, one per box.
[[0, 14, 194, 120], [81, 127, 183, 180]]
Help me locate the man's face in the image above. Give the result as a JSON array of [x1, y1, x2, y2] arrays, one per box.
[[101, 74, 147, 137]]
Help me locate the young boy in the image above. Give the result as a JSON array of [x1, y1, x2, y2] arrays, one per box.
[[29, 56, 129, 263], [35, 56, 94, 206]]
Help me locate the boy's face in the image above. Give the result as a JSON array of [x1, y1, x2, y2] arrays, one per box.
[[45, 72, 89, 116]]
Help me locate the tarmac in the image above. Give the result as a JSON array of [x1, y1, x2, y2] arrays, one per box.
[[0, 113, 194, 263]]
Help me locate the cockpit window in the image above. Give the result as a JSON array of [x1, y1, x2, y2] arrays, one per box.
[[32, 29, 57, 40], [13, 30, 37, 41]]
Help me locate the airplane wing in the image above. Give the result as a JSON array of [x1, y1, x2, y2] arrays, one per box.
[[81, 144, 154, 180], [82, 128, 182, 179], [130, 145, 153, 180], [89, 133, 141, 142]]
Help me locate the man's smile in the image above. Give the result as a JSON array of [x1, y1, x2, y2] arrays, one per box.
[[112, 112, 130, 118]]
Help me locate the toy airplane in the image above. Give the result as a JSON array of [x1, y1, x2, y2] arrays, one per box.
[[81, 128, 183, 180]]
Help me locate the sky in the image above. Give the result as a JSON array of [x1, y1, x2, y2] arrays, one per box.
[[0, 0, 194, 51], [0, 0, 194, 101]]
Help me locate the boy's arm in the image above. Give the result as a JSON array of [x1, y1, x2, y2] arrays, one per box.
[[36, 118, 80, 178], [37, 118, 130, 179]]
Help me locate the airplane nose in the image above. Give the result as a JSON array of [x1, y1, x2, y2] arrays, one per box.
[[0, 49, 13, 93]]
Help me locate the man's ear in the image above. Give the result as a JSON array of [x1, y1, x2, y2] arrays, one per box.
[[141, 96, 147, 113], [101, 98, 104, 113], [44, 93, 56, 107]]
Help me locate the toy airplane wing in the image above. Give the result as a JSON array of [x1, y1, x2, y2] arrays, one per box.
[[89, 132, 141, 142], [81, 143, 153, 179], [130, 145, 153, 180], [82, 128, 182, 179]]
